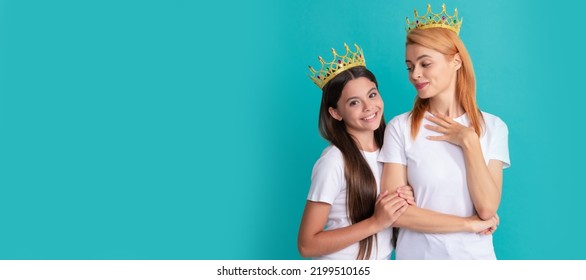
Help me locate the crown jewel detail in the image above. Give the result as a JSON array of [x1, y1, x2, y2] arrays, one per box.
[[406, 4, 462, 35], [308, 43, 366, 89]]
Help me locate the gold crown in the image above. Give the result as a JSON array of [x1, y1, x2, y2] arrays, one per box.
[[308, 43, 366, 89], [406, 4, 463, 35]]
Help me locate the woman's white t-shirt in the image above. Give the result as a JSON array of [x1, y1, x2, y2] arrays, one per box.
[[378, 111, 510, 259]]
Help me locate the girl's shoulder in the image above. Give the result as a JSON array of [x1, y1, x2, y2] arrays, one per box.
[[316, 145, 343, 164], [312, 145, 344, 175]]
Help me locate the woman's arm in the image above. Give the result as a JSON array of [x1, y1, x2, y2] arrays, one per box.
[[381, 163, 497, 233], [424, 114, 502, 220], [461, 141, 502, 220], [297, 192, 407, 258]]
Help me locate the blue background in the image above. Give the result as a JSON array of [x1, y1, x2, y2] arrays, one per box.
[[0, 0, 584, 259]]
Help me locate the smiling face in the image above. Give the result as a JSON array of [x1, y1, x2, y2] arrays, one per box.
[[405, 43, 461, 100], [328, 77, 384, 137]]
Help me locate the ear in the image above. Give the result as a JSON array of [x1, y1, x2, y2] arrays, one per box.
[[328, 107, 343, 121], [453, 53, 462, 70]]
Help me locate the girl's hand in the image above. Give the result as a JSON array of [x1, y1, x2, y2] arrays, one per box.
[[396, 185, 416, 206], [372, 191, 408, 229], [424, 113, 478, 147]]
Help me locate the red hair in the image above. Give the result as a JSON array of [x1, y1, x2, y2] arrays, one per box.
[[406, 28, 484, 138]]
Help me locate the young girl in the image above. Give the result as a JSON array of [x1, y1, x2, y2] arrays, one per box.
[[380, 4, 510, 259], [298, 43, 494, 260]]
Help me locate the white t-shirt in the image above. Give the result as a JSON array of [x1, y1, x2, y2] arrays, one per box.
[[307, 145, 393, 260], [378, 111, 510, 260]]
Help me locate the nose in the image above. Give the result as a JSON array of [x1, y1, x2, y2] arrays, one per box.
[[410, 66, 421, 81], [363, 99, 375, 111]]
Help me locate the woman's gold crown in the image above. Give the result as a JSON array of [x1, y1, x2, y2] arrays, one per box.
[[406, 4, 463, 35], [308, 43, 366, 89]]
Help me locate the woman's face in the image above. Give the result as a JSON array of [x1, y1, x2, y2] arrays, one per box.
[[405, 43, 460, 100], [328, 76, 384, 136]]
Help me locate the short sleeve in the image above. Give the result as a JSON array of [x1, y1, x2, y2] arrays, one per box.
[[307, 150, 344, 204], [488, 117, 510, 169], [378, 115, 407, 165]]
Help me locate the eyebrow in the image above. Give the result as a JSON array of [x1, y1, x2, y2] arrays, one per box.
[[405, 54, 432, 63], [345, 87, 377, 103]]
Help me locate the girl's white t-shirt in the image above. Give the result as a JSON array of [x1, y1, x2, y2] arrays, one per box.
[[307, 145, 392, 260]]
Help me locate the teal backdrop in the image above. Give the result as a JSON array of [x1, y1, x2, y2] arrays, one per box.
[[0, 0, 584, 259]]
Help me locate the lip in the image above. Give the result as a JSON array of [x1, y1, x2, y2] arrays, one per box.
[[361, 111, 379, 121], [415, 82, 429, 90]]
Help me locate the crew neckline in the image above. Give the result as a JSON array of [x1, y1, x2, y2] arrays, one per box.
[[425, 111, 467, 120]]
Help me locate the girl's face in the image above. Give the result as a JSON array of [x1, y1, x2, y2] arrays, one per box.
[[328, 77, 383, 136], [405, 44, 460, 100]]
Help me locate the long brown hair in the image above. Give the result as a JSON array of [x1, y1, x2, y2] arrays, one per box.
[[406, 28, 484, 139], [318, 66, 386, 260]]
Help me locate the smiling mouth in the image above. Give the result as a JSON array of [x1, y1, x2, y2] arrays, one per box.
[[415, 82, 429, 90], [362, 112, 377, 121]]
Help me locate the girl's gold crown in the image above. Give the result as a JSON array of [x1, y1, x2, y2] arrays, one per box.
[[308, 43, 366, 89], [406, 4, 463, 35]]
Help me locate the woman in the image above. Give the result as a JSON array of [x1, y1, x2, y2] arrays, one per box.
[[379, 4, 510, 259]]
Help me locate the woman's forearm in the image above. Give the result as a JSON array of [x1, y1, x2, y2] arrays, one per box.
[[392, 206, 476, 233], [381, 163, 488, 233], [461, 136, 502, 220]]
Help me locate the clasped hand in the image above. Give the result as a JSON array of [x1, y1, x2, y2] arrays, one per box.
[[372, 186, 415, 229]]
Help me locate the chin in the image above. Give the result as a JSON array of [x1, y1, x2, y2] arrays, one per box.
[[417, 92, 433, 99], [371, 121, 383, 131]]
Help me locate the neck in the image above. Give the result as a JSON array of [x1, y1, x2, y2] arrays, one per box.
[[428, 89, 464, 118], [349, 131, 378, 152]]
